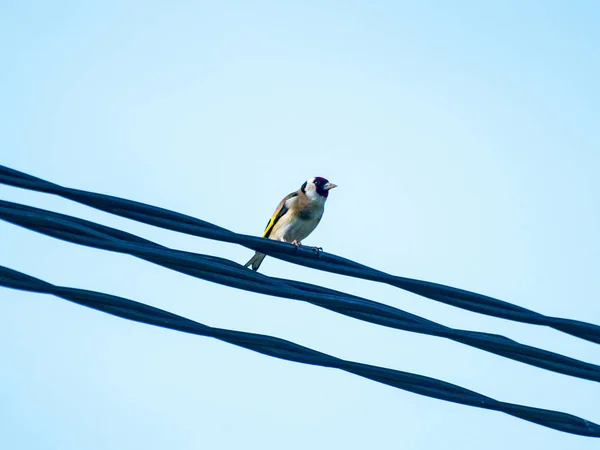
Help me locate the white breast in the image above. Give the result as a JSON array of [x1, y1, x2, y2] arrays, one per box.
[[271, 202, 324, 243]]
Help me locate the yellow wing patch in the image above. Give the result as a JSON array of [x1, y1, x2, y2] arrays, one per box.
[[262, 192, 296, 238], [262, 209, 281, 238]]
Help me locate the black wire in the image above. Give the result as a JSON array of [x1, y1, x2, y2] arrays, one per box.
[[1, 199, 599, 384], [1, 164, 598, 344], [1, 265, 598, 437]]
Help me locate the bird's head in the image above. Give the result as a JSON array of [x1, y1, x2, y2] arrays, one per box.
[[302, 177, 337, 200]]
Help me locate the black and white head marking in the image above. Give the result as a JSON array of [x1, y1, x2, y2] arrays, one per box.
[[305, 177, 330, 199]]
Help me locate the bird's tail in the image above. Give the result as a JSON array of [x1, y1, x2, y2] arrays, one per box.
[[244, 252, 267, 271]]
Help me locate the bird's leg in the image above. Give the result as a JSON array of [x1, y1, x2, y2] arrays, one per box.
[[291, 240, 322, 258]]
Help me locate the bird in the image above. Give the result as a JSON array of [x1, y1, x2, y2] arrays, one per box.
[[244, 177, 337, 271]]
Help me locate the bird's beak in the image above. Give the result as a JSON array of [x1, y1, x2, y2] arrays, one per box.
[[324, 182, 337, 191]]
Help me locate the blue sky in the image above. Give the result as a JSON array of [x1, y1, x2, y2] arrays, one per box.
[[1, 1, 599, 448]]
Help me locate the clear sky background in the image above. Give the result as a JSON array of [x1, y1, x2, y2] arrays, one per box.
[[1, 1, 599, 449]]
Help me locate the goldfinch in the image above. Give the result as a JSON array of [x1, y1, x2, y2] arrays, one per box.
[[245, 177, 337, 271]]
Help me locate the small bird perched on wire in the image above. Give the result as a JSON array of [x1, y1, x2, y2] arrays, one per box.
[[244, 177, 337, 271]]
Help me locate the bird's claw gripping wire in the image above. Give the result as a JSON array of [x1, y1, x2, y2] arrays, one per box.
[[291, 240, 323, 259]]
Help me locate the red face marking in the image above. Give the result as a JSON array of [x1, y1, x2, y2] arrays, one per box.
[[312, 177, 330, 197]]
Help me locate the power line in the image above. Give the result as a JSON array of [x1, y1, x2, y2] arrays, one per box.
[[1, 164, 598, 344], [1, 199, 599, 383], [2, 165, 599, 437], [1, 265, 598, 438]]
